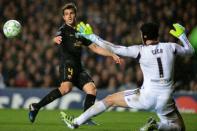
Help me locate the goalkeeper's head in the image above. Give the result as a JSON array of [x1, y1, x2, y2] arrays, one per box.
[[140, 22, 159, 45]]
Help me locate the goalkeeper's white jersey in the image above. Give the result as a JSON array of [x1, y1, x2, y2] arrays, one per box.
[[130, 42, 177, 90], [90, 33, 194, 115], [94, 34, 194, 91]]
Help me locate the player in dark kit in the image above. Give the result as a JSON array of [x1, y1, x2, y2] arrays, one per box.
[[28, 3, 121, 124]]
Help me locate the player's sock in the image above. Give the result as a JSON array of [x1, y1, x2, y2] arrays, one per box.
[[35, 88, 62, 109], [84, 94, 96, 111], [74, 101, 108, 125], [158, 122, 181, 131]]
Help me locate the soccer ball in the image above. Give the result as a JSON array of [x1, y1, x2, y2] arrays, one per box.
[[3, 20, 21, 38]]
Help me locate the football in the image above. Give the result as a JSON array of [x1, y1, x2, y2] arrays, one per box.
[[3, 20, 21, 38]]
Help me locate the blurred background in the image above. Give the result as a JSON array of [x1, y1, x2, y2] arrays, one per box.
[[0, 0, 197, 91], [0, 0, 197, 92]]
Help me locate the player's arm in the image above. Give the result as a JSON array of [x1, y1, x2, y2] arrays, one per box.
[[76, 22, 140, 58], [169, 23, 195, 55], [53, 36, 62, 44], [53, 29, 63, 44], [88, 43, 121, 64]]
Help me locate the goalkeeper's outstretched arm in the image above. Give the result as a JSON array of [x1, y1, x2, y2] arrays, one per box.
[[170, 23, 194, 55], [87, 34, 140, 58], [76, 22, 140, 58], [174, 34, 195, 55]]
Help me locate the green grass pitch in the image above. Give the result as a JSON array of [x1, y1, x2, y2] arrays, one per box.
[[0, 109, 197, 131]]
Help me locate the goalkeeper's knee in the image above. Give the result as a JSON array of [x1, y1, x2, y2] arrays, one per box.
[[103, 95, 115, 107]]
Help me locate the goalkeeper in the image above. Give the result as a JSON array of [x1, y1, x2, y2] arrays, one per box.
[[61, 22, 194, 131]]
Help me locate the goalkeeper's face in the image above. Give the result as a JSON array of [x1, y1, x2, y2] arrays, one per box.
[[140, 31, 146, 45], [63, 9, 76, 26]]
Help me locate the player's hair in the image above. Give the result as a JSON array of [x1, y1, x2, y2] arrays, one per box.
[[140, 22, 159, 40], [62, 3, 77, 15]]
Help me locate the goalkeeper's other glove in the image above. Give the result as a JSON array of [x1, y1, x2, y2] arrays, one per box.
[[169, 23, 185, 38]]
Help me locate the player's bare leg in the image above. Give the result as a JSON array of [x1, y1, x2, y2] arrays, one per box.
[[29, 81, 72, 123], [58, 82, 73, 95], [74, 91, 129, 125], [60, 91, 129, 129], [103, 91, 128, 107]]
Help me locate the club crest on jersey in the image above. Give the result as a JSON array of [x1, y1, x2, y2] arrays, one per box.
[[69, 34, 74, 37], [152, 49, 163, 55], [74, 41, 82, 47]]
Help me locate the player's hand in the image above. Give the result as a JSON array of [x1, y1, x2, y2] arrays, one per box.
[[53, 36, 62, 44], [169, 23, 185, 38], [111, 54, 121, 64], [77, 22, 93, 35]]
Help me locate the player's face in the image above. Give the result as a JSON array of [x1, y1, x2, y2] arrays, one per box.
[[63, 9, 76, 26]]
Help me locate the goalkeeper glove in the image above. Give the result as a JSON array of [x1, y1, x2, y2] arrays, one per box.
[[77, 22, 93, 35], [169, 23, 185, 38], [76, 21, 97, 42]]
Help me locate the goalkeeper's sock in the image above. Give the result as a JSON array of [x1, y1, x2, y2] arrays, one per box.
[[74, 101, 108, 125], [83, 94, 96, 111], [35, 88, 62, 109]]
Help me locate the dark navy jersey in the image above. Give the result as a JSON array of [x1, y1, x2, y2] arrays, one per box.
[[56, 24, 92, 67]]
